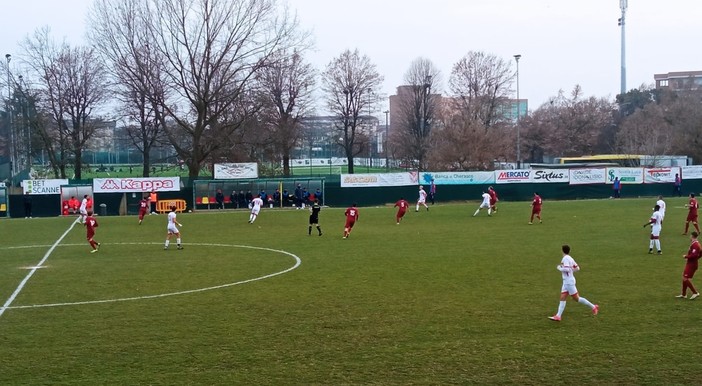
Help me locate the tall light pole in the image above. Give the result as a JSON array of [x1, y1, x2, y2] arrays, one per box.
[[5, 53, 14, 179], [514, 54, 521, 168], [618, 0, 628, 95], [384, 109, 389, 170]]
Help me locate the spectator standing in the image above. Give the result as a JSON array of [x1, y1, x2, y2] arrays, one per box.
[[230, 190, 239, 209], [273, 189, 281, 208], [295, 184, 304, 209], [429, 179, 436, 205], [612, 177, 621, 198], [238, 190, 247, 209], [674, 173, 682, 197], [245, 191, 254, 208], [315, 188, 323, 205], [149, 190, 158, 214], [215, 189, 225, 209], [23, 193, 32, 218]]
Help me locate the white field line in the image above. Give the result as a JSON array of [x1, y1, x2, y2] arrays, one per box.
[[0, 219, 80, 317], [3, 242, 301, 310]]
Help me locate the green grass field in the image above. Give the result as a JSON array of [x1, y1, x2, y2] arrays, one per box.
[[1, 197, 701, 384]]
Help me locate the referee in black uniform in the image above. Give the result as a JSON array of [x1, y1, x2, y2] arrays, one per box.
[[308, 199, 322, 236]]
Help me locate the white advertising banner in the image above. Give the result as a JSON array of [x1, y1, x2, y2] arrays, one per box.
[[214, 163, 259, 179], [420, 172, 495, 185], [341, 172, 419, 187], [495, 169, 569, 184], [681, 166, 702, 180], [643, 167, 680, 184], [495, 169, 533, 184], [93, 177, 181, 193], [22, 179, 69, 195], [605, 168, 644, 184], [568, 168, 607, 185]]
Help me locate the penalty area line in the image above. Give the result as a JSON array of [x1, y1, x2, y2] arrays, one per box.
[[0, 219, 80, 318]]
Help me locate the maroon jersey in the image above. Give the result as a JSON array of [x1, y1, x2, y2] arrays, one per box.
[[532, 195, 542, 208], [85, 216, 98, 238], [394, 200, 409, 212], [345, 207, 359, 222], [488, 188, 498, 204], [684, 239, 701, 278], [689, 198, 698, 216], [139, 199, 149, 211]]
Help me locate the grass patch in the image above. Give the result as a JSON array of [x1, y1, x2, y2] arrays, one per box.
[[1, 197, 701, 384]]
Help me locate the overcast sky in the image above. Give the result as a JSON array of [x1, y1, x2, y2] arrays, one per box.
[[1, 0, 700, 114]]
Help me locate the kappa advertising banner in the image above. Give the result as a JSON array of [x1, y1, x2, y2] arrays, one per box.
[[605, 168, 644, 184], [341, 172, 419, 187], [643, 167, 681, 184], [568, 168, 607, 185], [420, 172, 495, 185], [23, 179, 69, 195], [93, 177, 181, 193], [681, 166, 702, 180], [495, 169, 569, 184], [214, 163, 259, 179]]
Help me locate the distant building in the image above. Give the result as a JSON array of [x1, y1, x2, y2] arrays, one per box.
[[654, 70, 702, 91], [299, 115, 379, 159]]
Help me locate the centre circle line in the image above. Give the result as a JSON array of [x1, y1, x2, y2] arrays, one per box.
[[4, 242, 301, 310]]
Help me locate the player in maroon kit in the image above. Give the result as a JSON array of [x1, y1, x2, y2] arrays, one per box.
[[683, 193, 700, 235], [529, 192, 542, 225], [394, 197, 409, 224], [677, 231, 701, 299], [85, 210, 101, 253], [343, 203, 359, 239], [488, 186, 499, 213], [138, 195, 149, 225]]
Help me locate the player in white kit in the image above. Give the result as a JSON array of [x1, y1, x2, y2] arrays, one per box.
[[656, 195, 666, 222], [79, 195, 89, 224], [416, 186, 429, 212], [473, 192, 492, 217], [164, 205, 183, 250], [548, 245, 599, 321], [643, 204, 663, 254], [249, 195, 264, 224]]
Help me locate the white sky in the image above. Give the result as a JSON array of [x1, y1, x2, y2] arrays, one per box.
[[2, 0, 701, 114]]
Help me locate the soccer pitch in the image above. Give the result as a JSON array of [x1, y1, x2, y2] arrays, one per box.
[[1, 198, 701, 384]]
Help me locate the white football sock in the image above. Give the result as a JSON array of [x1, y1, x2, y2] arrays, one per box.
[[557, 301, 566, 317], [578, 297, 594, 308]]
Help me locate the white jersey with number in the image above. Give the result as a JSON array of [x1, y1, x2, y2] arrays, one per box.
[[251, 197, 263, 214], [480, 193, 491, 208], [559, 254, 580, 285], [650, 210, 663, 236], [656, 199, 666, 220], [418, 189, 427, 203], [167, 211, 179, 233], [79, 198, 88, 214]]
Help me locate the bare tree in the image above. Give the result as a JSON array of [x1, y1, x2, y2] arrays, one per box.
[[255, 49, 315, 176], [135, 0, 301, 178], [89, 0, 168, 177], [449, 51, 515, 128], [392, 58, 441, 171], [322, 49, 383, 174], [520, 86, 614, 159], [21, 27, 109, 179], [616, 103, 672, 158]]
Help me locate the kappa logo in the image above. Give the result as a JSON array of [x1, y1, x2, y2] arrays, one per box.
[[99, 179, 175, 191]]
